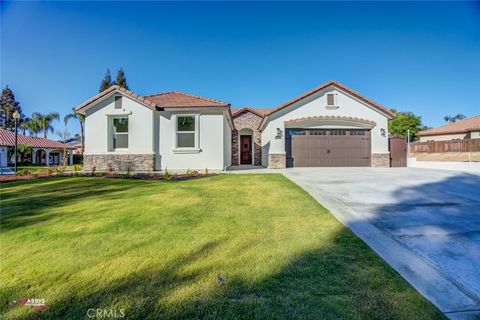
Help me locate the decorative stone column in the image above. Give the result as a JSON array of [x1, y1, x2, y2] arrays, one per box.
[[268, 154, 286, 169], [69, 151, 74, 165], [371, 153, 390, 167]]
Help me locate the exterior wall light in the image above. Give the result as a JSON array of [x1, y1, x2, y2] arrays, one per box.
[[275, 128, 283, 139], [380, 128, 386, 137]]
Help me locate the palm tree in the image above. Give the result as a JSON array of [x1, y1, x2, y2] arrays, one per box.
[[25, 117, 42, 137], [32, 112, 59, 139], [17, 143, 32, 164], [64, 107, 85, 154], [56, 129, 71, 167]]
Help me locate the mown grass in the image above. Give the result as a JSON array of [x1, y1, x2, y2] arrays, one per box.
[[0, 175, 444, 319]]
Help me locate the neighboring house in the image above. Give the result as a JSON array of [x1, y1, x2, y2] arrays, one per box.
[[417, 115, 480, 142], [0, 128, 76, 167], [75, 80, 394, 171]]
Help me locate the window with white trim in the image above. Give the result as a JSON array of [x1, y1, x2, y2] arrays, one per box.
[[112, 117, 128, 149], [176, 115, 196, 148]]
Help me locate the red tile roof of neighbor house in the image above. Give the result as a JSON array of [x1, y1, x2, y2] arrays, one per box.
[[417, 115, 480, 136], [75, 86, 230, 113], [0, 129, 75, 149], [266, 80, 395, 118]]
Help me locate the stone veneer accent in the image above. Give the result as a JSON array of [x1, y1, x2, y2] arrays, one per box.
[[371, 153, 390, 167], [232, 111, 263, 166], [268, 154, 286, 169], [84, 154, 155, 172]]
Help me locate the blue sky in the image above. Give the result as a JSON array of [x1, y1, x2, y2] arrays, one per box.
[[1, 1, 479, 138]]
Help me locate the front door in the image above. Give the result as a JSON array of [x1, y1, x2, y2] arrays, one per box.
[[240, 135, 252, 164]]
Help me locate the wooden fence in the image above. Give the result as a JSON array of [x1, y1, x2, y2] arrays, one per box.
[[410, 139, 480, 153]]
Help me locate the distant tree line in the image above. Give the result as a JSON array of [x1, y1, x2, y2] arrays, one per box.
[[99, 67, 129, 92]]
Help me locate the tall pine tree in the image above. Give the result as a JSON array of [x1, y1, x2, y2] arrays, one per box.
[[115, 67, 129, 90], [99, 68, 113, 92], [0, 86, 24, 131]]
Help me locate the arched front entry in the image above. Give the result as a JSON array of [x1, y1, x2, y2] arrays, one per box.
[[35, 149, 46, 165], [238, 128, 254, 165]]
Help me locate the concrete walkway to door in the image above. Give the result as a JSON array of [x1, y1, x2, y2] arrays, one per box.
[[283, 167, 480, 320]]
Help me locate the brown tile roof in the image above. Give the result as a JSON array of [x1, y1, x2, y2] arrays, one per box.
[[266, 80, 395, 118], [145, 91, 230, 108], [75, 86, 230, 113], [0, 129, 75, 149], [418, 115, 480, 136], [75, 85, 157, 113], [231, 106, 273, 118]]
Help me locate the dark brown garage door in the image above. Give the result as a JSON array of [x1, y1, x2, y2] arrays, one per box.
[[286, 129, 371, 167]]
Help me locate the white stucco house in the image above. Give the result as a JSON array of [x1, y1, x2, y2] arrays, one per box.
[[75, 80, 394, 171]]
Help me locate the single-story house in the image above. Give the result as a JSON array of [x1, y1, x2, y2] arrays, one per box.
[[417, 115, 480, 142], [75, 80, 394, 171], [0, 128, 76, 167]]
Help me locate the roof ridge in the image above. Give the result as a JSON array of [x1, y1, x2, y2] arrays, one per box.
[[264, 80, 394, 118], [143, 91, 175, 98], [169, 90, 230, 106]]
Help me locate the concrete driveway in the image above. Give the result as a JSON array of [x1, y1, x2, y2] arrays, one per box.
[[283, 167, 480, 320]]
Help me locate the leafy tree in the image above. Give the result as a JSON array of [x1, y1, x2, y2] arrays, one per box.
[[17, 143, 32, 164], [99, 68, 113, 92], [115, 67, 129, 90], [388, 108, 424, 140], [0, 86, 25, 130], [443, 114, 466, 123], [32, 112, 59, 139], [64, 107, 85, 154]]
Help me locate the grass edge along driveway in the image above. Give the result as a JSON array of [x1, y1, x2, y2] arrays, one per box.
[[0, 174, 444, 319]]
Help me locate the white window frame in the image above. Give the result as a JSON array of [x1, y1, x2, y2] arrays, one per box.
[[110, 116, 129, 151], [174, 114, 200, 153]]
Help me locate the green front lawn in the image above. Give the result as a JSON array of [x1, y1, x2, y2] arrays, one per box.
[[0, 175, 443, 319]]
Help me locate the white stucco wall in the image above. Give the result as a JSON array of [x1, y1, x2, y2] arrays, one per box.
[[223, 116, 232, 168], [158, 110, 228, 171], [419, 133, 468, 142], [261, 87, 390, 166], [84, 95, 155, 155]]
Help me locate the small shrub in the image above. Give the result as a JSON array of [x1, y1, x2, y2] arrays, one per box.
[[205, 168, 209, 175], [148, 170, 154, 177], [91, 166, 96, 176], [32, 172, 39, 178], [54, 166, 65, 175], [126, 166, 131, 177], [47, 167, 55, 176], [164, 168, 171, 180], [17, 169, 29, 176], [74, 164, 82, 172], [186, 168, 191, 175]]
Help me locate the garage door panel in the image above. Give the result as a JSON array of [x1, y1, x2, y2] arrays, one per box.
[[287, 129, 371, 167]]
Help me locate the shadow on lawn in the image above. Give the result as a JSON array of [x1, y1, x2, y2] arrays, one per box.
[[0, 178, 148, 232], [8, 230, 443, 320]]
